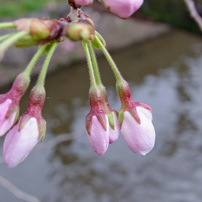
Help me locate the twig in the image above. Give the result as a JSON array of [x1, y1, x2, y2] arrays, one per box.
[[0, 133, 78, 201], [184, 0, 202, 31], [0, 175, 40, 202], [34, 132, 78, 151]]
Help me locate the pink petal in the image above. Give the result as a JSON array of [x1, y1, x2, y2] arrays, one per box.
[[121, 107, 156, 155], [0, 99, 16, 137], [109, 112, 120, 144], [101, 0, 144, 19], [87, 115, 109, 156], [3, 117, 39, 168], [74, 0, 93, 6]]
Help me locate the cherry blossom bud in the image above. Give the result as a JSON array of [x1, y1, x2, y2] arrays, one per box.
[[14, 18, 63, 46], [100, 0, 144, 19], [86, 114, 109, 156], [3, 87, 46, 167], [121, 108, 155, 155], [99, 86, 120, 144], [117, 80, 155, 155], [0, 73, 30, 137], [3, 117, 40, 168], [86, 88, 109, 156], [0, 99, 17, 137], [69, 0, 93, 7], [108, 111, 120, 144], [66, 21, 95, 41]]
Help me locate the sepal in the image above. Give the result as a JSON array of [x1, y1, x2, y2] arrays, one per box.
[[91, 32, 106, 49]]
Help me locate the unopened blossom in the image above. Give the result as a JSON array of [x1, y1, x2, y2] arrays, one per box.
[[0, 99, 17, 137], [0, 73, 30, 137], [87, 114, 109, 156], [3, 117, 40, 168], [99, 86, 120, 144], [117, 80, 156, 155], [3, 87, 46, 167], [72, 0, 93, 7], [108, 111, 120, 144], [86, 88, 109, 156], [121, 107, 155, 155], [100, 0, 144, 19]]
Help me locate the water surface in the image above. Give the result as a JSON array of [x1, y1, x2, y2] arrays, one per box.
[[0, 30, 202, 202]]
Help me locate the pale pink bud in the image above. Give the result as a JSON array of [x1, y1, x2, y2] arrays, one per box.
[[100, 0, 144, 19], [109, 112, 120, 144], [0, 73, 30, 136], [0, 99, 17, 137], [121, 107, 156, 155], [86, 114, 109, 156], [73, 0, 93, 6], [3, 117, 40, 168], [3, 86, 46, 168]]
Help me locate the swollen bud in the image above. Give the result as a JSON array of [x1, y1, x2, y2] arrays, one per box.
[[66, 22, 95, 41], [14, 18, 63, 46]]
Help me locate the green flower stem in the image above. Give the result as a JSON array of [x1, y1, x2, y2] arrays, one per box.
[[36, 41, 58, 90], [82, 41, 97, 89], [0, 22, 15, 29], [95, 34, 125, 84], [0, 33, 15, 43], [0, 31, 28, 59], [23, 45, 47, 77], [88, 42, 102, 87]]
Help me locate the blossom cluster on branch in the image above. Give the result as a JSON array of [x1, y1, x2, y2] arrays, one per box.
[[0, 0, 156, 168]]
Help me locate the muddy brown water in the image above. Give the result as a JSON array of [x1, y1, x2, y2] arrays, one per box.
[[0, 30, 202, 202]]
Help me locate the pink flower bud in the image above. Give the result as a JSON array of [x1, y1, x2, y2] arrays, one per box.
[[117, 80, 156, 155], [0, 73, 30, 136], [86, 114, 109, 156], [0, 99, 17, 137], [73, 0, 93, 7], [3, 87, 46, 167], [109, 111, 120, 144], [86, 88, 109, 156], [99, 86, 120, 144], [121, 108, 155, 155], [100, 0, 144, 19], [3, 117, 40, 168]]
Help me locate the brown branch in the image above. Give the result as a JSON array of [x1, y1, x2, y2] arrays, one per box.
[[184, 0, 202, 31]]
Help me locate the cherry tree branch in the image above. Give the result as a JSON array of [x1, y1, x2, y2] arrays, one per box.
[[0, 132, 78, 201], [184, 0, 202, 31], [0, 175, 40, 202]]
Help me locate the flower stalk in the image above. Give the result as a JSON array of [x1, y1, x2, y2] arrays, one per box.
[[0, 22, 15, 29], [0, 31, 28, 60], [35, 41, 58, 91], [82, 41, 97, 89], [0, 33, 15, 43]]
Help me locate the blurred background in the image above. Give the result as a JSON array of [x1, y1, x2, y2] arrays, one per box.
[[0, 0, 202, 202]]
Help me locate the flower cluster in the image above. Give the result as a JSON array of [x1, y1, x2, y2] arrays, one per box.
[[83, 35, 155, 156], [0, 0, 155, 167]]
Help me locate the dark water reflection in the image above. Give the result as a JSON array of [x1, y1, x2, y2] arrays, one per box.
[[1, 30, 202, 202]]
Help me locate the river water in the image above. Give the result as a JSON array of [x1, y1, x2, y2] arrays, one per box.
[[0, 30, 202, 202]]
